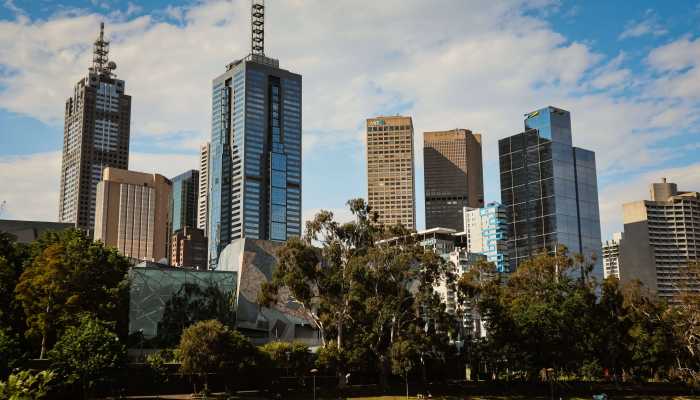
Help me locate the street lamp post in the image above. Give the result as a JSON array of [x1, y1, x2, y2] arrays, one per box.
[[310, 368, 318, 400]]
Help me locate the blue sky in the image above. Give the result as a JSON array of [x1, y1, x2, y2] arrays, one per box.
[[1, 0, 699, 240]]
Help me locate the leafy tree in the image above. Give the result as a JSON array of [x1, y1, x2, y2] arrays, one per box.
[[476, 247, 599, 380], [178, 319, 257, 393], [0, 329, 23, 378], [593, 277, 633, 380], [261, 199, 458, 388], [669, 262, 700, 386], [14, 229, 129, 357], [259, 341, 312, 379], [48, 314, 125, 399], [0, 369, 55, 400], [0, 232, 30, 346], [390, 338, 419, 399]]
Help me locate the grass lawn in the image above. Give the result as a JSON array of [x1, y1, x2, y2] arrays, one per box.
[[348, 397, 700, 400]]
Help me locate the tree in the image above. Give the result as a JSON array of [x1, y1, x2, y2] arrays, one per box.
[[0, 329, 23, 378], [593, 277, 633, 381], [261, 199, 458, 389], [259, 341, 312, 379], [0, 232, 29, 340], [669, 262, 700, 386], [48, 314, 126, 399], [15, 229, 129, 357], [390, 338, 419, 399], [476, 247, 599, 380], [178, 320, 256, 393], [0, 370, 55, 400]]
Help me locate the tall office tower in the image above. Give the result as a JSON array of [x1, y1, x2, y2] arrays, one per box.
[[424, 129, 483, 230], [171, 170, 199, 234], [622, 179, 699, 300], [366, 116, 416, 230], [208, 1, 302, 269], [198, 143, 210, 234], [58, 23, 131, 232], [94, 168, 172, 262], [463, 203, 509, 273], [498, 106, 602, 276], [602, 232, 623, 279]]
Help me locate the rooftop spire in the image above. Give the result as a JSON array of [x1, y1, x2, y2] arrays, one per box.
[[251, 0, 265, 55], [90, 22, 116, 77]]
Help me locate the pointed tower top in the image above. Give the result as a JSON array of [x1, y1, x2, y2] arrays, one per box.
[[251, 0, 265, 56], [90, 21, 113, 76]]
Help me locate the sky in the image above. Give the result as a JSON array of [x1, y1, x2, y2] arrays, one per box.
[[0, 0, 699, 240]]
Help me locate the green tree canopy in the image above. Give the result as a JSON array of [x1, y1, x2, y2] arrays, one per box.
[[48, 314, 126, 399], [14, 229, 129, 357]]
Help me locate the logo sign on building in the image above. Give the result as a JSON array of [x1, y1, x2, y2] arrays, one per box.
[[368, 119, 386, 126]]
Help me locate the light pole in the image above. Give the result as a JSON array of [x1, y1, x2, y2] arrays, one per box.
[[310, 368, 318, 400]]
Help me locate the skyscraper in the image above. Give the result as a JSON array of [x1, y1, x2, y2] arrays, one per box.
[[58, 23, 131, 232], [366, 116, 416, 230], [463, 203, 509, 273], [171, 170, 199, 234], [94, 167, 171, 262], [198, 143, 210, 234], [498, 106, 602, 276], [424, 129, 483, 230], [208, 1, 302, 268], [602, 232, 623, 279], [621, 179, 699, 300]]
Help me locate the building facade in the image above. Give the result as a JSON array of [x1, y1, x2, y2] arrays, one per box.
[[94, 167, 171, 262], [170, 226, 207, 269], [366, 116, 416, 230], [424, 129, 483, 231], [621, 179, 699, 299], [198, 143, 210, 234], [171, 170, 199, 234], [463, 203, 509, 273], [207, 4, 302, 269], [498, 106, 602, 277], [58, 23, 131, 233], [602, 232, 623, 279]]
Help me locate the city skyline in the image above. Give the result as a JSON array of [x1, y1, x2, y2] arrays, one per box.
[[1, 1, 700, 241]]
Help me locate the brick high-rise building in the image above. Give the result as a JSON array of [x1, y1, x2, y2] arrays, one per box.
[[366, 116, 416, 230], [94, 168, 171, 262], [170, 226, 207, 269], [58, 23, 131, 233], [424, 129, 483, 230]]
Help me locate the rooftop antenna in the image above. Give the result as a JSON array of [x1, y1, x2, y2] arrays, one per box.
[[251, 0, 265, 55], [91, 22, 115, 76]]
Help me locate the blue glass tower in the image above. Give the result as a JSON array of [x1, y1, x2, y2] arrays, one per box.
[[498, 106, 602, 278], [207, 4, 301, 269], [170, 169, 199, 234]]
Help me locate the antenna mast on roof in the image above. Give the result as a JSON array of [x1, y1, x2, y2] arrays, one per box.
[[91, 22, 111, 74], [251, 0, 265, 55]]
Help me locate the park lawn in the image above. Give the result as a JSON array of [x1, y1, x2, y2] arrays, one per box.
[[349, 397, 700, 400]]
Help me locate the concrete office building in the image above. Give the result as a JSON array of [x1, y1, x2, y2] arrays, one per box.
[[171, 170, 199, 234], [58, 23, 131, 233], [602, 232, 623, 279], [498, 106, 602, 277], [170, 226, 207, 269], [366, 116, 416, 230], [424, 129, 483, 231], [622, 179, 699, 299], [208, 1, 302, 269], [94, 168, 171, 262], [463, 203, 509, 273], [198, 143, 210, 234]]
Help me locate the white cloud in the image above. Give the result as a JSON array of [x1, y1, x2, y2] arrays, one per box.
[[599, 162, 700, 239], [0, 151, 198, 221], [647, 36, 700, 101], [619, 10, 668, 40]]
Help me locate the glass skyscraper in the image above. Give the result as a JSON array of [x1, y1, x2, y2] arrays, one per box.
[[207, 53, 302, 269], [463, 203, 509, 273], [170, 169, 199, 234], [498, 106, 602, 277]]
